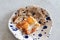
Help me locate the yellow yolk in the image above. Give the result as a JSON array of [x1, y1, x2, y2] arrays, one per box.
[[16, 20, 29, 29], [26, 16, 35, 24], [22, 21, 29, 29]]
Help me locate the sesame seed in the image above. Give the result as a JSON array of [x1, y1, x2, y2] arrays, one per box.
[[32, 12, 35, 15], [41, 30, 43, 31], [33, 34, 35, 35], [44, 32, 46, 34], [38, 21, 41, 24]]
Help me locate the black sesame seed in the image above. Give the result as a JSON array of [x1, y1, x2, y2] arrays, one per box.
[[24, 35, 28, 38], [46, 17, 51, 20], [38, 33, 42, 37], [45, 15, 48, 17], [23, 17, 24, 20], [23, 11, 26, 13], [44, 32, 46, 34], [43, 26, 47, 29], [41, 10, 45, 14], [33, 34, 35, 35], [44, 22, 46, 24], [15, 13, 17, 14], [32, 12, 35, 15], [26, 10, 28, 12], [46, 21, 48, 22], [38, 21, 41, 24], [41, 30, 43, 31], [26, 7, 27, 8]]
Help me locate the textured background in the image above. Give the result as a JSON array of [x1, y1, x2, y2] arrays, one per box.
[[0, 0, 60, 40]]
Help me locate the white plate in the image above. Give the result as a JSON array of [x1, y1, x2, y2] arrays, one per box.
[[8, 6, 52, 40]]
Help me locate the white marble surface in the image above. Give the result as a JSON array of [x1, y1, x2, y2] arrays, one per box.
[[0, 0, 60, 40]]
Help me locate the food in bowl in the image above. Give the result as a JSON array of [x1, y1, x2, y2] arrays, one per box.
[[10, 5, 52, 40]]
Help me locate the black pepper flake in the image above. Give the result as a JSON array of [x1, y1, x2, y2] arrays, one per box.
[[41, 30, 43, 31], [43, 26, 47, 29], [32, 12, 35, 15], [33, 34, 35, 35], [23, 17, 24, 20], [38, 21, 41, 24], [15, 12, 17, 15], [23, 11, 26, 13], [45, 15, 48, 17], [26, 10, 28, 12], [15, 13, 17, 14], [44, 32, 46, 34], [44, 22, 46, 24], [41, 9, 44, 14], [26, 7, 27, 8], [46, 21, 48, 22]]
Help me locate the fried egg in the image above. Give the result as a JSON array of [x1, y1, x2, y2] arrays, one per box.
[[16, 16, 40, 34]]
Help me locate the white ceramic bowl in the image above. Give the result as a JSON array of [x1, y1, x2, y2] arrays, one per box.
[[8, 6, 52, 40]]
